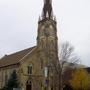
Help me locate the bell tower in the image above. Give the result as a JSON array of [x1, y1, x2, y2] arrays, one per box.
[[37, 1, 59, 89], [37, 0, 58, 57]]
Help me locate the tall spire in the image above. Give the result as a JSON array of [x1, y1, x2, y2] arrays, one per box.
[[42, 0, 53, 19]]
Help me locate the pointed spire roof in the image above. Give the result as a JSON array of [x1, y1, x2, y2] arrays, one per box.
[[42, 0, 53, 19]]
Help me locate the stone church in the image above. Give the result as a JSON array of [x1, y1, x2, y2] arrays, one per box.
[[0, 0, 59, 90]]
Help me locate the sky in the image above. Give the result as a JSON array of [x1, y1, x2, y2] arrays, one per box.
[[0, 0, 90, 66]]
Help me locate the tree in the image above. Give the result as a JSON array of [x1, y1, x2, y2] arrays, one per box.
[[50, 42, 79, 90], [6, 70, 19, 90], [70, 68, 90, 90], [60, 42, 80, 89]]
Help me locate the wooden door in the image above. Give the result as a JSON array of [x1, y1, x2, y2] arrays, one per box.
[[26, 84, 32, 90]]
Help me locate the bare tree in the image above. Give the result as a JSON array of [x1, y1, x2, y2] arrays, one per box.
[[51, 42, 80, 90]]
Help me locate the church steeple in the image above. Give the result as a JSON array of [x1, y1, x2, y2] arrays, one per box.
[[37, 0, 58, 54]]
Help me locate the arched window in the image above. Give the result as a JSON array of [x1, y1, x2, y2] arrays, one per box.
[[44, 67, 48, 77], [27, 65, 32, 75], [40, 58, 43, 69], [50, 40, 54, 50]]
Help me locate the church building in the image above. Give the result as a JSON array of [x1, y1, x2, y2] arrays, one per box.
[[0, 0, 59, 90]]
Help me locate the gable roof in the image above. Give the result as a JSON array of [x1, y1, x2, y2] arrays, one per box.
[[0, 46, 36, 68]]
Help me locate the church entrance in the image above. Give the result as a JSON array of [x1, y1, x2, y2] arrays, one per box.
[[26, 81, 32, 90]]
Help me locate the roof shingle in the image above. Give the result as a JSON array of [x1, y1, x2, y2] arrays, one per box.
[[0, 46, 36, 68]]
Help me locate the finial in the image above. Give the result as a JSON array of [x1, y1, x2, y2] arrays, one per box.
[[54, 16, 56, 21]]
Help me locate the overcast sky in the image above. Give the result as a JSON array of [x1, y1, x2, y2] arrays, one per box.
[[0, 0, 90, 66]]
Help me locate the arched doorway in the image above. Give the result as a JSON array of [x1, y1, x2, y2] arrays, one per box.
[[26, 81, 32, 90]]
